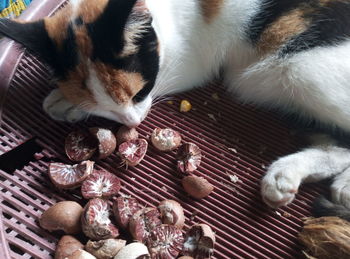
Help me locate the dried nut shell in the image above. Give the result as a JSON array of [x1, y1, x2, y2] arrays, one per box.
[[151, 128, 182, 151], [89, 128, 117, 159], [114, 242, 149, 259], [65, 130, 97, 162], [182, 175, 214, 199], [49, 161, 94, 189], [39, 201, 83, 234], [183, 224, 216, 259], [81, 198, 119, 240], [116, 126, 139, 144], [118, 139, 148, 166], [158, 200, 185, 229], [112, 196, 142, 229], [129, 207, 162, 243], [67, 249, 96, 259], [85, 239, 126, 259], [81, 169, 121, 199], [177, 143, 202, 174], [147, 224, 184, 259], [299, 216, 350, 259], [55, 235, 84, 259]]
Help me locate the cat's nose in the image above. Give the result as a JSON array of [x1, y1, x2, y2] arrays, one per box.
[[120, 114, 141, 128]]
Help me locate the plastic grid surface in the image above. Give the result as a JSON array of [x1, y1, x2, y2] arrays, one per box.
[[0, 52, 328, 258], [0, 1, 327, 258]]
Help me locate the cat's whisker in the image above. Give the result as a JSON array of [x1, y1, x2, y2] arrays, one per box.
[[150, 57, 183, 97], [152, 96, 174, 107]]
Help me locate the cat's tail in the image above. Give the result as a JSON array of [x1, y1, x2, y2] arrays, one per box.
[[312, 196, 350, 221]]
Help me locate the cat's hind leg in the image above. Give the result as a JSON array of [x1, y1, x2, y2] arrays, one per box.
[[312, 169, 350, 220], [261, 144, 350, 208], [330, 168, 350, 208], [43, 89, 88, 123]]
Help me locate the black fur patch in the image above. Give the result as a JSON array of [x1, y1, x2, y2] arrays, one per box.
[[74, 16, 84, 26], [0, 19, 58, 66], [86, 0, 138, 64], [247, 0, 309, 44], [312, 196, 350, 221], [280, 1, 350, 56], [0, 19, 78, 78], [58, 24, 79, 76], [131, 26, 159, 102]]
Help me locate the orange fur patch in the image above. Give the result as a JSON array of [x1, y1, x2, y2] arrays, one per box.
[[201, 0, 224, 23], [77, 0, 109, 24], [44, 6, 72, 49], [257, 8, 310, 56], [58, 65, 96, 107], [94, 62, 146, 104]]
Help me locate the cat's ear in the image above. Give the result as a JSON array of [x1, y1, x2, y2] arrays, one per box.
[[0, 19, 57, 67], [87, 0, 139, 61]]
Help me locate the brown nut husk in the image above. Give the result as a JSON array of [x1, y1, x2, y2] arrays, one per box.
[[55, 235, 84, 259], [182, 175, 214, 199], [299, 217, 350, 259], [39, 201, 83, 234], [114, 242, 150, 259], [67, 249, 96, 259], [49, 161, 94, 189], [158, 200, 185, 229], [151, 128, 182, 151], [183, 224, 216, 259], [85, 239, 126, 259], [116, 126, 139, 144]]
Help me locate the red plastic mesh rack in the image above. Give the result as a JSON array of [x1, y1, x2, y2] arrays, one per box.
[[0, 0, 327, 258]]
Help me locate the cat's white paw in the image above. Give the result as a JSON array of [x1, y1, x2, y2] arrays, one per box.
[[331, 169, 350, 209], [261, 158, 301, 208], [43, 89, 87, 123]]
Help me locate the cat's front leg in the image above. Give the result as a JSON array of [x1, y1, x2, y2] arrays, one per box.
[[261, 145, 350, 208], [43, 89, 88, 123]]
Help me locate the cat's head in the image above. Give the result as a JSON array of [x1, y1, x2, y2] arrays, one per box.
[[0, 0, 159, 127]]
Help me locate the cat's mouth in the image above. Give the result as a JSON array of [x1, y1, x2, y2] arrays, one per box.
[[118, 114, 142, 128]]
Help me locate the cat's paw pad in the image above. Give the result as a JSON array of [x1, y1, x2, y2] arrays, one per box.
[[261, 161, 301, 208], [43, 89, 86, 123], [331, 173, 350, 209]]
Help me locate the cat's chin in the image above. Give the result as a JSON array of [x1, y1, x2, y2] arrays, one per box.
[[91, 110, 142, 127]]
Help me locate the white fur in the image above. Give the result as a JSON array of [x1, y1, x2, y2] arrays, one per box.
[[69, 0, 83, 18], [43, 89, 87, 122], [230, 42, 350, 130], [147, 0, 261, 96]]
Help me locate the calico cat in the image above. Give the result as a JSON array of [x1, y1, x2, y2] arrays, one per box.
[[1, 0, 350, 216]]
